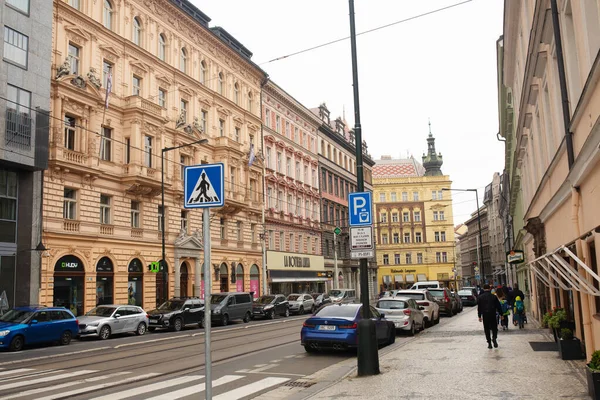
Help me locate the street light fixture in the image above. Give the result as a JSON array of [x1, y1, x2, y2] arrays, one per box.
[[442, 188, 484, 286], [160, 137, 209, 305]]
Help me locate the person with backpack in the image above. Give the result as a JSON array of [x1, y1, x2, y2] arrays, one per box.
[[514, 295, 525, 329], [499, 296, 511, 330], [511, 284, 525, 326]]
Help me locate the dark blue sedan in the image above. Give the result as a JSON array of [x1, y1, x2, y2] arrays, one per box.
[[301, 303, 395, 352], [0, 306, 78, 351]]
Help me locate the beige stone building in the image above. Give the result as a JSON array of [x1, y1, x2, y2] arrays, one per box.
[[502, 0, 600, 360], [43, 0, 266, 315]]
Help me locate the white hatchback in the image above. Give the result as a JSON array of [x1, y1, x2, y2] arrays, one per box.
[[394, 290, 440, 327]]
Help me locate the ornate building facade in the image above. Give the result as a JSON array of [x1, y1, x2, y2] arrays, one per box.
[[43, 0, 265, 315]]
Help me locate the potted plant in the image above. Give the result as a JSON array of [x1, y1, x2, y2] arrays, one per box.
[[558, 328, 584, 360], [542, 311, 553, 328], [548, 309, 567, 342], [587, 350, 600, 399]]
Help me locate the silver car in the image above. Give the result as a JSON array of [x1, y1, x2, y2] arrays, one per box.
[[287, 293, 315, 315], [376, 297, 425, 336], [78, 305, 149, 340]]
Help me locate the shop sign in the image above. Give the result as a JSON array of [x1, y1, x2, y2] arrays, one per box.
[[506, 250, 524, 264], [284, 256, 310, 268], [267, 251, 325, 271], [96, 257, 113, 272], [317, 271, 333, 278], [390, 268, 418, 274], [54, 255, 84, 272]]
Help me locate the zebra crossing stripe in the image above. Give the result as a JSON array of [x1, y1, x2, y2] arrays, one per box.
[[89, 375, 204, 400], [0, 369, 35, 377], [145, 375, 244, 400], [213, 377, 290, 400], [0, 370, 96, 392]]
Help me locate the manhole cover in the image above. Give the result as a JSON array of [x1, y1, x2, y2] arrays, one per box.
[[282, 381, 316, 388]]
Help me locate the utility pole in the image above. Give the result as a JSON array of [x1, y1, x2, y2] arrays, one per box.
[[334, 230, 339, 289], [348, 0, 379, 376]]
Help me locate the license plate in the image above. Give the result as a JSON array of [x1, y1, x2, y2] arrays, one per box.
[[150, 319, 158, 323], [318, 325, 336, 331], [394, 322, 402, 328], [253, 311, 261, 314], [461, 297, 467, 300]]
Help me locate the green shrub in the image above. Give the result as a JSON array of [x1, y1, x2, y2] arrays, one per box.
[[542, 312, 552, 328], [589, 351, 600, 371], [560, 328, 573, 340]]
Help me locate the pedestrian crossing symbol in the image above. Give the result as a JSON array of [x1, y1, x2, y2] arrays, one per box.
[[184, 163, 224, 209]]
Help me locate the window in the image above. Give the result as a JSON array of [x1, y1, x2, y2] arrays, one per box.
[[266, 148, 272, 170], [0, 170, 18, 243], [414, 211, 421, 222], [403, 212, 410, 222], [434, 232, 440, 242], [100, 127, 111, 161], [312, 169, 316, 187], [250, 223, 256, 243], [441, 231, 446, 241], [181, 211, 188, 232], [68, 43, 80, 75], [380, 213, 387, 223], [383, 254, 389, 265], [294, 127, 299, 141], [296, 197, 301, 215], [321, 171, 327, 192], [63, 188, 77, 220], [103, 0, 113, 30], [417, 253, 423, 264], [125, 138, 131, 164], [277, 191, 283, 210], [405, 253, 412, 264], [404, 233, 411, 243], [393, 233, 399, 244], [6, 0, 29, 13], [64, 115, 76, 150], [391, 213, 398, 223], [132, 75, 142, 96], [394, 254, 401, 265], [219, 119, 225, 137], [432, 191, 438, 200], [276, 152, 282, 172], [328, 173, 333, 193], [286, 157, 291, 176], [144, 135, 152, 167], [229, 167, 236, 191], [180, 99, 187, 123], [415, 232, 422, 243], [218, 72, 224, 94], [285, 121, 290, 137], [133, 17, 142, 46], [390, 192, 397, 202], [433, 211, 439, 221], [234, 127, 240, 142], [158, 34, 166, 61], [268, 230, 274, 249], [237, 221, 243, 241], [381, 233, 388, 244], [5, 85, 31, 149], [413, 192, 419, 201], [234, 83, 239, 104], [180, 48, 187, 73], [295, 162, 300, 180], [180, 155, 188, 179], [102, 60, 113, 88], [402, 192, 408, 202], [439, 211, 445, 220], [379, 193, 385, 202], [265, 109, 271, 126], [442, 252, 448, 263], [100, 195, 110, 224], [289, 233, 294, 252], [436, 252, 442, 263], [3, 27, 28, 68], [130, 201, 140, 228], [201, 110, 208, 133], [220, 218, 226, 239], [247, 92, 253, 112], [438, 190, 443, 200], [199, 60, 207, 84], [334, 177, 339, 196], [276, 116, 281, 133], [158, 88, 166, 108]]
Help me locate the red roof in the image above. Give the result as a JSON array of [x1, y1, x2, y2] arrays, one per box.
[[373, 158, 424, 178]]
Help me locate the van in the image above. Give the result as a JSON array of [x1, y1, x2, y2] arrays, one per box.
[[209, 292, 253, 326], [410, 281, 443, 290], [328, 288, 357, 304]]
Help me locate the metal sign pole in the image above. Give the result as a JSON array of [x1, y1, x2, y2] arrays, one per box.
[[334, 231, 338, 289], [203, 207, 212, 399]]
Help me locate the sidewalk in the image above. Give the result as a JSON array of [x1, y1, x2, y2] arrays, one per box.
[[289, 307, 588, 399]]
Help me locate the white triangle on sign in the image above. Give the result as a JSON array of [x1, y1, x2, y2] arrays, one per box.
[[187, 169, 220, 204]]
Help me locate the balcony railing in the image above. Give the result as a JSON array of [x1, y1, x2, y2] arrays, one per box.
[[100, 225, 114, 235], [63, 220, 80, 232], [63, 149, 87, 165], [131, 228, 143, 238], [5, 109, 31, 150]]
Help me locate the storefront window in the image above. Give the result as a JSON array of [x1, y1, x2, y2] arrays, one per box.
[[250, 264, 259, 298], [219, 263, 229, 292], [128, 258, 143, 306], [96, 257, 114, 305], [53, 255, 84, 316], [236, 264, 244, 292]]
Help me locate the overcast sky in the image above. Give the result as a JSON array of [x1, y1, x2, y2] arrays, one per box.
[[192, 0, 505, 226]]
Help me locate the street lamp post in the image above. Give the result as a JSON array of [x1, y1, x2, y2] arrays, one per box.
[[161, 138, 209, 305], [443, 188, 484, 286]]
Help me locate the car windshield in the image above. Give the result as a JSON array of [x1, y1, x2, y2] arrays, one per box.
[[315, 305, 358, 318], [396, 292, 424, 300], [256, 296, 275, 304], [458, 290, 473, 296], [85, 307, 116, 317], [377, 300, 408, 309], [287, 295, 300, 301], [158, 300, 185, 310], [0, 309, 34, 323], [328, 290, 343, 297], [429, 290, 445, 297], [211, 295, 228, 304]]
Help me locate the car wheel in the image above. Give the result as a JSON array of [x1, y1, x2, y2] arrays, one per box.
[[173, 318, 183, 332], [199, 318, 205, 329], [282, 308, 290, 317], [222, 314, 229, 326], [136, 322, 147, 336], [9, 335, 24, 352], [267, 310, 275, 320], [243, 312, 251, 323], [59, 330, 72, 346], [304, 345, 317, 353], [299, 306, 304, 315], [148, 327, 156, 332], [388, 327, 396, 345], [99, 325, 111, 340], [408, 322, 415, 336], [435, 313, 440, 325]]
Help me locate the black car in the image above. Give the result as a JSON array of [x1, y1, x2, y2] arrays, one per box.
[[311, 293, 332, 309], [147, 297, 204, 332], [252, 295, 289, 319], [458, 289, 478, 306]]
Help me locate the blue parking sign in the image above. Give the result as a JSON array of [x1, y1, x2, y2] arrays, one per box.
[[184, 163, 224, 209], [348, 192, 373, 226]]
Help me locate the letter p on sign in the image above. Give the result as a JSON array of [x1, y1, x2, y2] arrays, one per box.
[[348, 192, 372, 227]]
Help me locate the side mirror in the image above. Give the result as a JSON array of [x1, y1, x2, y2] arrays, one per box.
[[114, 314, 121, 318], [184, 307, 190, 311], [30, 320, 38, 325]]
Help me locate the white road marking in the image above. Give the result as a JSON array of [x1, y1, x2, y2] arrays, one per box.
[[0, 370, 96, 391], [0, 347, 110, 366], [0, 369, 34, 377], [295, 354, 307, 358], [145, 375, 244, 400], [244, 371, 305, 377], [113, 335, 191, 349], [1, 369, 64, 384], [284, 355, 296, 359], [0, 372, 130, 400], [270, 359, 282, 363], [33, 373, 160, 400], [234, 369, 251, 373], [249, 364, 278, 373], [213, 377, 290, 400], [252, 364, 267, 368], [89, 375, 204, 400]]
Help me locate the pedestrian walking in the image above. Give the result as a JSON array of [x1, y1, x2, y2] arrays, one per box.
[[514, 295, 526, 329], [511, 284, 525, 326], [478, 284, 503, 348]]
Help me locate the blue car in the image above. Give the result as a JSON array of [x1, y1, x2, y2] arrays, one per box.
[[301, 303, 395, 352], [0, 306, 79, 351]]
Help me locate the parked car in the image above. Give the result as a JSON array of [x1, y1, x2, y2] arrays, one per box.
[[287, 293, 315, 315], [394, 289, 440, 327], [0, 306, 78, 352], [410, 281, 443, 290], [148, 297, 204, 332], [458, 289, 478, 306], [252, 295, 289, 319], [428, 288, 455, 317], [78, 305, 149, 339], [210, 292, 253, 326], [301, 303, 395, 352], [328, 288, 357, 304], [376, 297, 425, 336], [311, 293, 332, 309], [451, 292, 463, 313]]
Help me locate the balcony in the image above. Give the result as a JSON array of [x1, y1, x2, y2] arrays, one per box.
[[63, 149, 87, 165], [131, 228, 144, 239], [100, 225, 114, 235], [121, 163, 162, 197], [123, 95, 163, 118], [63, 220, 80, 232]]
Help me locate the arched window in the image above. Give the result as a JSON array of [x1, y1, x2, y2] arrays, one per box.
[[200, 60, 207, 84], [234, 83, 239, 104], [158, 34, 166, 61], [218, 72, 224, 95], [133, 17, 142, 46], [180, 48, 187, 73], [103, 0, 113, 30], [247, 92, 253, 112]]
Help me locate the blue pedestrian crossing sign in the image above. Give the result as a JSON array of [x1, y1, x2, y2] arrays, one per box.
[[184, 163, 224, 209], [348, 191, 373, 226]]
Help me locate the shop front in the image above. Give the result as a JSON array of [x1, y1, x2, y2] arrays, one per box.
[[96, 257, 114, 306], [378, 267, 422, 291], [53, 255, 85, 316], [267, 251, 326, 295], [250, 264, 260, 298], [127, 258, 144, 307]]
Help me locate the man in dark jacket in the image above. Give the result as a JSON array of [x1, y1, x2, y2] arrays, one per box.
[[478, 284, 503, 348]]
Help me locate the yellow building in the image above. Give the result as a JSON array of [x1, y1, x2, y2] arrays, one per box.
[[43, 0, 266, 315], [374, 133, 456, 291]]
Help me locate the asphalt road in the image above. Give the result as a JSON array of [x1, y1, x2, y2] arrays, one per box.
[[0, 310, 458, 399]]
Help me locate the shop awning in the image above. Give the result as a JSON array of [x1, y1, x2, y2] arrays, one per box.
[[417, 274, 427, 281], [528, 245, 600, 296], [271, 277, 330, 283]]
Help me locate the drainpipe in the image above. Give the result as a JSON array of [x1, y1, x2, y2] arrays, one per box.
[[550, 0, 575, 169], [572, 187, 593, 360]]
